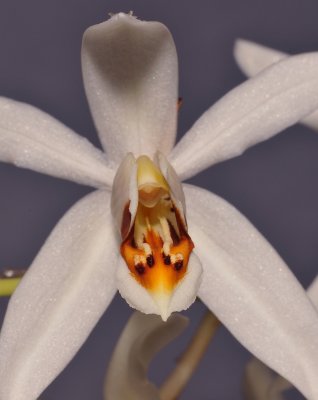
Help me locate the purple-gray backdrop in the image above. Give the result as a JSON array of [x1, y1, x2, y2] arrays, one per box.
[[1, 1, 317, 399]]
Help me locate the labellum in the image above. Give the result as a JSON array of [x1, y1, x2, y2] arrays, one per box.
[[111, 152, 201, 320]]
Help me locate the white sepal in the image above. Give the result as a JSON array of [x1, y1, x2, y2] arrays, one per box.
[[111, 153, 138, 239], [104, 311, 188, 400], [184, 184, 318, 399], [0, 97, 114, 188], [0, 190, 117, 400], [234, 39, 318, 133], [171, 52, 318, 180], [82, 13, 178, 166], [234, 39, 286, 77]]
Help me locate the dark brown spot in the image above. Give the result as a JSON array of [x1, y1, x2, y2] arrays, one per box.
[[146, 255, 154, 267], [174, 260, 183, 271], [163, 254, 171, 265], [170, 207, 175, 212], [135, 264, 145, 275]]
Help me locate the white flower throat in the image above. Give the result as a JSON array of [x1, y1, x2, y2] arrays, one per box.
[[119, 155, 194, 294]]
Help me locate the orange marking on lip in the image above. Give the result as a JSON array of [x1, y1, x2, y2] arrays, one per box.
[[121, 227, 194, 293]]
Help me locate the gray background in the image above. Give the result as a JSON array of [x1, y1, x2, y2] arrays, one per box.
[[0, 0, 317, 399]]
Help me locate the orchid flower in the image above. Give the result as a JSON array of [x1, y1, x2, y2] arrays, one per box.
[[2, 12, 318, 400], [234, 38, 318, 131]]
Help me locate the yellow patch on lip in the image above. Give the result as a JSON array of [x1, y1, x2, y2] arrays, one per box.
[[120, 155, 194, 294]]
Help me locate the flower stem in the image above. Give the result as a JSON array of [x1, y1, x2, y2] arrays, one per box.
[[0, 269, 25, 296], [159, 311, 220, 400]]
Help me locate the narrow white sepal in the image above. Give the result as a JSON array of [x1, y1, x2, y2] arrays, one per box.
[[184, 184, 318, 399], [82, 13, 178, 166], [104, 311, 188, 400], [0, 190, 117, 400], [234, 39, 287, 77], [234, 39, 318, 133], [0, 97, 114, 188], [171, 52, 318, 180]]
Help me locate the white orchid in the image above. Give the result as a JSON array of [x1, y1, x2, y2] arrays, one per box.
[[2, 12, 318, 400]]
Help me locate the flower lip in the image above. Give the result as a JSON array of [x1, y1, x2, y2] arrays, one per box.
[[120, 155, 194, 295], [121, 202, 194, 293], [111, 153, 201, 320]]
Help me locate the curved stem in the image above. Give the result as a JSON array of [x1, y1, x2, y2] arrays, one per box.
[[159, 311, 220, 400]]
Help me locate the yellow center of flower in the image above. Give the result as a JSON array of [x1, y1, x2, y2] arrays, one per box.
[[121, 155, 194, 295]]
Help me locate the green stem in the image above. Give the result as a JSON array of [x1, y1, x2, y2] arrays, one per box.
[[0, 269, 25, 296]]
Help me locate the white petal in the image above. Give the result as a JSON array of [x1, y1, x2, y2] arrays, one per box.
[[0, 190, 117, 400], [234, 39, 318, 132], [111, 153, 138, 238], [82, 13, 178, 166], [0, 97, 114, 187], [171, 53, 318, 180], [104, 311, 188, 400], [184, 184, 318, 399]]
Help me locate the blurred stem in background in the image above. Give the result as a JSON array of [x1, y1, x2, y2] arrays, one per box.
[[103, 305, 220, 400], [159, 311, 220, 400]]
